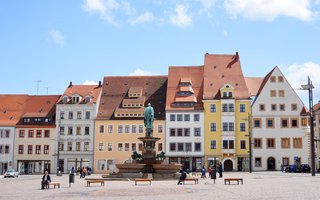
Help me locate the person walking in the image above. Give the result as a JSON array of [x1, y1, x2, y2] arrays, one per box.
[[82, 167, 87, 178], [201, 166, 206, 178], [208, 167, 212, 179], [79, 167, 83, 178], [218, 163, 223, 178]]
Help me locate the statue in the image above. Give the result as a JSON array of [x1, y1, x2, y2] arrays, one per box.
[[144, 103, 154, 137]]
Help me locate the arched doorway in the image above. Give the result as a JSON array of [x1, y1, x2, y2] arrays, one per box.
[[267, 157, 276, 170], [224, 160, 233, 171]]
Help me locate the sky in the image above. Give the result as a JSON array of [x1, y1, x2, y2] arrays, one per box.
[[0, 0, 320, 105]]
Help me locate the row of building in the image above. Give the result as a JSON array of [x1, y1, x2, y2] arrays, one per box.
[[0, 52, 317, 174]]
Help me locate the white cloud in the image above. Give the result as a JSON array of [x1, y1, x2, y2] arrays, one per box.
[[169, 4, 192, 27], [224, 0, 314, 22], [128, 69, 157, 76], [82, 0, 120, 26], [282, 62, 320, 103], [49, 30, 65, 46], [129, 11, 155, 26], [82, 80, 99, 85]]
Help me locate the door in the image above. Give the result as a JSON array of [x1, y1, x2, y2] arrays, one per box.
[[224, 160, 233, 171], [267, 157, 276, 170]]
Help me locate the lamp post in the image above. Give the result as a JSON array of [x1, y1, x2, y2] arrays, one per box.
[[57, 140, 60, 176], [300, 77, 316, 176]]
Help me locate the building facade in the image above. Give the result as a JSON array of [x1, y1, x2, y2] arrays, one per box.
[[251, 67, 309, 171], [94, 76, 167, 173], [55, 82, 101, 173]]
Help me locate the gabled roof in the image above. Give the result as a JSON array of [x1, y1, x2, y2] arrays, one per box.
[[0, 95, 29, 126], [203, 53, 250, 99], [245, 77, 264, 96], [58, 84, 102, 104], [21, 95, 61, 118], [166, 66, 204, 111], [97, 76, 167, 120]]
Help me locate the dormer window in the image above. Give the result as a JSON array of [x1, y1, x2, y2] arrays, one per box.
[[220, 84, 234, 99], [72, 96, 80, 103], [63, 96, 68, 103], [85, 96, 91, 103]]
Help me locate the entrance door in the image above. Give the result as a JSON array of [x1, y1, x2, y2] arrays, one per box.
[[267, 157, 276, 170], [224, 160, 233, 171]]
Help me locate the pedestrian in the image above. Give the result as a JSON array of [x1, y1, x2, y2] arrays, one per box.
[[177, 168, 187, 185], [208, 167, 212, 179], [82, 167, 87, 178], [79, 167, 83, 178], [41, 170, 51, 189], [201, 166, 206, 178], [218, 163, 223, 178]]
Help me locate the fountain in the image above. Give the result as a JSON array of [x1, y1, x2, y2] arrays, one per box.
[[111, 103, 181, 179]]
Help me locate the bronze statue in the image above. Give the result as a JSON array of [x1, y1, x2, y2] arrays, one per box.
[[144, 103, 154, 137]]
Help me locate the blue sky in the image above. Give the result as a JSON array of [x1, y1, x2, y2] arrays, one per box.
[[0, 0, 320, 104]]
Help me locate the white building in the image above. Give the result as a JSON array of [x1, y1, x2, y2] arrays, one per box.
[[55, 82, 101, 173], [165, 66, 205, 171], [250, 67, 309, 171]]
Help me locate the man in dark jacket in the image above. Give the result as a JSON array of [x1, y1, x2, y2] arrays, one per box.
[[41, 170, 51, 189], [177, 168, 187, 185]]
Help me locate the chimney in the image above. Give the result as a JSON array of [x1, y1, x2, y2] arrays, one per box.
[[69, 81, 72, 88], [98, 81, 102, 87]]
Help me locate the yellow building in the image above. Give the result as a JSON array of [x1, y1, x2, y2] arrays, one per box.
[[202, 53, 251, 171], [94, 76, 167, 173]]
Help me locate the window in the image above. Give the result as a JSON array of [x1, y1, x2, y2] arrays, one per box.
[[210, 104, 216, 112], [36, 145, 41, 154], [271, 104, 277, 111], [278, 76, 284, 82], [68, 111, 73, 119], [210, 123, 216, 132], [158, 143, 163, 151], [67, 142, 72, 151], [293, 138, 302, 148], [255, 157, 262, 167], [185, 143, 192, 152], [270, 76, 276, 82], [18, 145, 24, 154], [194, 128, 201, 136], [68, 127, 73, 135], [282, 157, 289, 166], [266, 118, 274, 128], [77, 111, 82, 119], [281, 118, 289, 128], [139, 143, 143, 151], [5, 145, 9, 154], [158, 125, 163, 133], [279, 90, 285, 97], [125, 125, 130, 133], [132, 125, 137, 133], [228, 122, 234, 131], [5, 130, 9, 138], [60, 111, 65, 119], [170, 143, 176, 151], [125, 143, 130, 151], [19, 130, 24, 138], [177, 114, 183, 121], [210, 140, 216, 149], [228, 92, 233, 97], [84, 142, 89, 151], [118, 143, 123, 151], [170, 114, 175, 121], [240, 123, 246, 132], [194, 143, 201, 152], [100, 125, 105, 133], [301, 118, 309, 126], [222, 140, 234, 149], [270, 90, 276, 97], [99, 143, 104, 151], [44, 130, 50, 138], [267, 138, 275, 148], [36, 130, 42, 138], [76, 142, 81, 151], [223, 92, 227, 97], [228, 104, 234, 112], [194, 114, 200, 121], [72, 96, 79, 103], [254, 118, 261, 128], [184, 114, 190, 121], [132, 143, 137, 151], [170, 128, 176, 137], [184, 128, 190, 136], [28, 130, 34, 138], [59, 143, 64, 151], [118, 125, 123, 133], [279, 104, 285, 111], [85, 111, 90, 119], [28, 145, 33, 154], [223, 122, 228, 131], [259, 104, 265, 111], [254, 138, 262, 148], [60, 127, 65, 135], [0, 145, 2, 154], [291, 104, 298, 111], [108, 125, 113, 133], [222, 104, 228, 112], [76, 126, 81, 135], [177, 128, 183, 136], [85, 127, 90, 135], [240, 104, 246, 112], [281, 138, 290, 148], [177, 143, 184, 151], [108, 143, 112, 151], [139, 125, 143, 133], [291, 118, 299, 128], [240, 140, 246, 149]]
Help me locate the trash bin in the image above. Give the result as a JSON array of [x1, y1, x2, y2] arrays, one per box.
[[69, 173, 75, 187]]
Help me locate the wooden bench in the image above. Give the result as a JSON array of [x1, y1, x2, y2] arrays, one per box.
[[183, 178, 199, 184], [224, 178, 243, 185], [86, 180, 105, 187], [134, 178, 152, 185], [49, 182, 61, 189]]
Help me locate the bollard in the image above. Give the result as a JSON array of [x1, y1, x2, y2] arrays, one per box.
[[69, 173, 75, 187]]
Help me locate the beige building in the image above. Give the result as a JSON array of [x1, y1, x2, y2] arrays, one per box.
[[94, 76, 167, 173]]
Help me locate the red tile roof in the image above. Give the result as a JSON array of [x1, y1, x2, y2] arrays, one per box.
[[58, 84, 102, 104], [203, 53, 250, 99], [0, 95, 29, 126], [245, 77, 264, 96], [97, 76, 167, 120], [21, 95, 61, 118]]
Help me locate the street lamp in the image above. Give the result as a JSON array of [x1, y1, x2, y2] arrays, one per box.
[[299, 77, 316, 176]]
